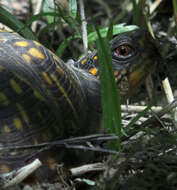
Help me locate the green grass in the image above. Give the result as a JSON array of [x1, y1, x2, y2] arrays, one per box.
[[0, 6, 35, 39]]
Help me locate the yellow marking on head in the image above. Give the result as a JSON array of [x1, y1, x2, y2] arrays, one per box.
[[0, 65, 5, 71], [15, 41, 29, 47], [50, 74, 77, 115], [114, 70, 119, 76], [115, 74, 122, 83], [121, 69, 127, 75], [81, 58, 87, 65], [94, 55, 98, 60], [0, 92, 9, 106], [28, 48, 45, 59], [16, 104, 29, 124], [42, 72, 53, 85], [129, 65, 145, 87], [33, 41, 42, 46], [4, 125, 10, 133], [0, 38, 3, 42], [22, 54, 31, 63], [89, 67, 98, 76], [47, 157, 56, 171], [129, 72, 140, 86], [10, 79, 23, 94], [1, 165, 9, 173], [57, 66, 63, 74], [14, 118, 23, 130]]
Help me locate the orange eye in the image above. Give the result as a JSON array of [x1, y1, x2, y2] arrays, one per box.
[[116, 45, 131, 56]]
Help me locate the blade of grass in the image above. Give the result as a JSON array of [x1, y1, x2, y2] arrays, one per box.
[[173, 0, 177, 27], [95, 22, 122, 150], [125, 103, 153, 132], [0, 6, 35, 40], [131, 0, 139, 24]]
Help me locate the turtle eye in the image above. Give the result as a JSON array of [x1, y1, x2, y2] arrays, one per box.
[[115, 45, 132, 57]]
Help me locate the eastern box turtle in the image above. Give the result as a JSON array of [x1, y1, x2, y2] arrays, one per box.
[[0, 29, 159, 182]]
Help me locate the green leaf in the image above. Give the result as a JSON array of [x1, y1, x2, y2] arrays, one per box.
[[69, 0, 77, 18], [0, 6, 35, 40], [88, 24, 138, 43]]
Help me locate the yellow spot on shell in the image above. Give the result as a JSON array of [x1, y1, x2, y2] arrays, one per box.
[[89, 67, 98, 76], [81, 58, 87, 65], [14, 118, 23, 130], [22, 54, 31, 63], [4, 125, 10, 133], [53, 54, 60, 62], [0, 165, 9, 173], [15, 74, 31, 87], [33, 90, 45, 101], [47, 157, 56, 171], [17, 104, 29, 124], [0, 92, 9, 106], [28, 48, 45, 59], [15, 41, 29, 47], [57, 66, 63, 74], [33, 41, 42, 46], [51, 74, 76, 115], [42, 72, 53, 85], [94, 55, 98, 60], [48, 49, 60, 62], [10, 79, 23, 94]]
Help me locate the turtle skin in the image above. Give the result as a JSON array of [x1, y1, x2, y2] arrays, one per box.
[[0, 29, 159, 182]]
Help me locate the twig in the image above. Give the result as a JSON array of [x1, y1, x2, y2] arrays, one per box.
[[79, 0, 88, 53], [31, 0, 43, 32], [162, 77, 174, 103], [121, 105, 162, 113], [2, 159, 42, 188], [162, 77, 177, 127], [150, 0, 162, 14], [145, 74, 154, 99], [2, 134, 118, 151], [141, 98, 177, 128], [64, 144, 121, 155], [70, 162, 105, 176]]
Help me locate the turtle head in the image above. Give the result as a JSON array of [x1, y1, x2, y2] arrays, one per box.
[[110, 29, 160, 98]]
